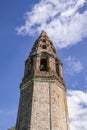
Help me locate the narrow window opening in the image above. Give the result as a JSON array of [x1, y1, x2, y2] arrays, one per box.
[[40, 58, 48, 71], [56, 60, 59, 76], [53, 48, 56, 53], [42, 39, 46, 42], [42, 45, 47, 49]]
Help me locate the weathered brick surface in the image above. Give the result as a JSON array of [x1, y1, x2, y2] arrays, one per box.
[[30, 80, 50, 130], [29, 79, 70, 130], [15, 31, 70, 130], [15, 78, 70, 130], [15, 83, 33, 130]]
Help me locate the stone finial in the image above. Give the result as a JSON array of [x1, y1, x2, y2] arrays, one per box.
[[40, 31, 48, 37]]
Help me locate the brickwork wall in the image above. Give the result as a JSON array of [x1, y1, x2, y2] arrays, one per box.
[[30, 79, 70, 130], [15, 78, 70, 130], [15, 83, 33, 130], [30, 80, 50, 130], [50, 82, 69, 130], [13, 31, 70, 130]]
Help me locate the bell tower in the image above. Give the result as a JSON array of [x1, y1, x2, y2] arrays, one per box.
[[15, 31, 70, 130]]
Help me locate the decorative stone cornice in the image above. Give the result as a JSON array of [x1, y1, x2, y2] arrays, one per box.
[[20, 75, 66, 90]]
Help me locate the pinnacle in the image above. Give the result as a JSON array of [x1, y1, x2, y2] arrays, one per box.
[[40, 30, 48, 37]]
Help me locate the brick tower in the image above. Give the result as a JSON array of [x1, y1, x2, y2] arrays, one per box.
[[15, 31, 70, 130]]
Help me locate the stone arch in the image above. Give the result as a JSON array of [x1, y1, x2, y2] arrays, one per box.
[[40, 53, 48, 71]]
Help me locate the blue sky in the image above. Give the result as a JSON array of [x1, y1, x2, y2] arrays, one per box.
[[0, 0, 87, 130]]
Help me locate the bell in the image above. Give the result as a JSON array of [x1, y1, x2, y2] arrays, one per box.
[[40, 64, 45, 70], [40, 58, 47, 71]]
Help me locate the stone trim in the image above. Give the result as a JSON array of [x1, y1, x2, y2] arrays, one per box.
[[20, 76, 66, 91]]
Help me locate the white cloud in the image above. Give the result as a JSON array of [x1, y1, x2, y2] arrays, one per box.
[[64, 56, 83, 75], [67, 90, 87, 130], [16, 0, 87, 48]]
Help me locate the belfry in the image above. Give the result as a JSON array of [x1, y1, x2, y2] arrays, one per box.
[[9, 31, 70, 130]]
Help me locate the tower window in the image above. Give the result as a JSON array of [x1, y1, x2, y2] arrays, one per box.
[[42, 39, 46, 42], [56, 63, 59, 76], [53, 48, 56, 53], [40, 58, 48, 71], [42, 45, 47, 49]]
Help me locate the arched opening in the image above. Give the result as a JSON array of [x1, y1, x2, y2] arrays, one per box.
[[42, 45, 47, 49], [40, 56, 48, 71], [56, 59, 63, 78], [53, 48, 56, 53], [56, 59, 59, 76], [56, 62, 59, 76], [42, 39, 46, 42]]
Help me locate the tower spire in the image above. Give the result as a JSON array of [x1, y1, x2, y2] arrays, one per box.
[[23, 31, 63, 83], [40, 30, 48, 37], [11, 31, 70, 130]]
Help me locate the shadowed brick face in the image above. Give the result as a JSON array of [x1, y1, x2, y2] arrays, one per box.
[[14, 31, 70, 130]]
